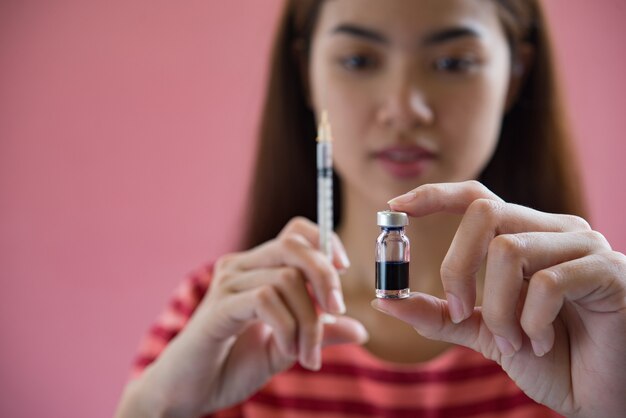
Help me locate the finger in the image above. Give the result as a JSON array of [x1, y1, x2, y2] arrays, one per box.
[[220, 234, 345, 315], [279, 217, 351, 270], [390, 182, 591, 324], [224, 267, 323, 370], [217, 322, 298, 404], [388, 180, 589, 231], [388, 181, 502, 216], [371, 294, 485, 354], [482, 230, 612, 356], [227, 313, 370, 390], [521, 251, 626, 357], [443, 200, 592, 323], [319, 314, 369, 346], [214, 286, 298, 360], [387, 182, 498, 321]]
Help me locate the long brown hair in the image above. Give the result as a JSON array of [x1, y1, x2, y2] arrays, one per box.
[[241, 0, 586, 250]]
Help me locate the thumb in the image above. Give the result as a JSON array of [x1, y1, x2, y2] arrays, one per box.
[[371, 293, 484, 353]]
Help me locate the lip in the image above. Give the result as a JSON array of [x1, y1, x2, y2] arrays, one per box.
[[373, 145, 436, 179]]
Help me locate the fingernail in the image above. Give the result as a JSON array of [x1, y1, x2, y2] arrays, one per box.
[[319, 313, 337, 324], [355, 322, 370, 344], [328, 289, 346, 314], [387, 191, 416, 205], [531, 339, 550, 357], [446, 293, 465, 324], [307, 346, 321, 371], [339, 250, 351, 270], [494, 336, 515, 357], [332, 235, 351, 270]]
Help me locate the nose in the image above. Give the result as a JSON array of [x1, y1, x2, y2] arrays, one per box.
[[376, 73, 434, 132]]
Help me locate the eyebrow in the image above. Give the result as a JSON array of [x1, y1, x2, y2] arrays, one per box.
[[423, 27, 481, 45], [331, 24, 388, 44], [331, 24, 482, 46]]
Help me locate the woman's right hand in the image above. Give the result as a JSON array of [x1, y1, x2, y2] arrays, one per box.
[[116, 217, 368, 418]]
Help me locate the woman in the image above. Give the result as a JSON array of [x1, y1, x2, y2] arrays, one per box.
[[116, 0, 626, 417]]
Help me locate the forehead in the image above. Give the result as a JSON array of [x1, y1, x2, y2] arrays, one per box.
[[315, 0, 505, 44]]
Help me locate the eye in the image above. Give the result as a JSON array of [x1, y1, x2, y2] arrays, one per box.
[[433, 57, 477, 73], [339, 54, 376, 71]]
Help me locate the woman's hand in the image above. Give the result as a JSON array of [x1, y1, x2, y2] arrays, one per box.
[[373, 181, 626, 418], [118, 217, 367, 418]]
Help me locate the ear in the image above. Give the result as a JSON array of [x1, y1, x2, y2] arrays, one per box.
[[504, 42, 534, 112], [292, 38, 313, 108]]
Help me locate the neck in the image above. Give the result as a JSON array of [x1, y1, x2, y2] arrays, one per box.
[[336, 184, 461, 298]]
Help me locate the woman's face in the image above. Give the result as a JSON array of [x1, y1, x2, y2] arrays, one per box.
[[308, 0, 514, 204]]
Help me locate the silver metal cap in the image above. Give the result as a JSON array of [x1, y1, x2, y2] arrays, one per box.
[[377, 210, 408, 227]]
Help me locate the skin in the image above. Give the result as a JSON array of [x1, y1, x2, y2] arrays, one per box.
[[378, 182, 626, 417], [115, 1, 626, 417], [308, 0, 517, 364], [309, 0, 511, 203]]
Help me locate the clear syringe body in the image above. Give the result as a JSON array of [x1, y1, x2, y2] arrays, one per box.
[[317, 140, 333, 260]]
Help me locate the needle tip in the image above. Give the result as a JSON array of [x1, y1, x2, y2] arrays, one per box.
[[316, 110, 332, 143]]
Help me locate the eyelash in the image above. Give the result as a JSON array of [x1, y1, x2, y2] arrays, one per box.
[[339, 54, 377, 71], [432, 57, 479, 73], [337, 53, 480, 74]]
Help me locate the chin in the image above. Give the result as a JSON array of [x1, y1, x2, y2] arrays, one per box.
[[344, 167, 443, 207], [358, 181, 423, 208]]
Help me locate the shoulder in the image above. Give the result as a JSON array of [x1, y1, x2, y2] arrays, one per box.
[[170, 263, 214, 314]]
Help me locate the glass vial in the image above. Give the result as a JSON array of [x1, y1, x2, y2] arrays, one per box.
[[375, 210, 410, 299]]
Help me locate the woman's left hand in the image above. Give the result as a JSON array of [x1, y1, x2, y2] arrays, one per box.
[[373, 181, 626, 418]]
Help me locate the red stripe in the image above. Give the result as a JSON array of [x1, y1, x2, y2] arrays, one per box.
[[134, 354, 156, 369], [250, 390, 536, 417], [133, 268, 213, 373], [287, 360, 503, 384], [171, 298, 195, 317], [175, 267, 211, 316], [149, 324, 180, 341], [189, 271, 210, 301], [132, 325, 180, 370], [134, 351, 502, 387]]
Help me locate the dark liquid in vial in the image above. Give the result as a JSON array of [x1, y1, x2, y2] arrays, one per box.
[[375, 261, 409, 291]]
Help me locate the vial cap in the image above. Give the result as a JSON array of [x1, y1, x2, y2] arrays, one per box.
[[377, 210, 408, 227]]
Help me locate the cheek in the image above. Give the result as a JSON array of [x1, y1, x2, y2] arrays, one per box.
[[329, 87, 374, 146], [329, 104, 369, 180], [325, 89, 379, 195], [311, 68, 376, 159], [310, 49, 378, 125], [309, 52, 380, 192], [437, 70, 510, 176], [318, 77, 376, 133]]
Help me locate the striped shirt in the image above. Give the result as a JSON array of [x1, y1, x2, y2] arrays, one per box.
[[132, 264, 562, 418]]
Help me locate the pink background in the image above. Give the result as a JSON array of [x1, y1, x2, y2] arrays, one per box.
[[1, 1, 624, 417]]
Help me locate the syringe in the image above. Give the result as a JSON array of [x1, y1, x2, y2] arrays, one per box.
[[316, 110, 333, 261]]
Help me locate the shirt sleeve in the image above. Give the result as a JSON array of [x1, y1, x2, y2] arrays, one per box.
[[130, 263, 214, 379]]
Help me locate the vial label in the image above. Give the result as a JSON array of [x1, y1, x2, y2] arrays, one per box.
[[375, 261, 409, 298]]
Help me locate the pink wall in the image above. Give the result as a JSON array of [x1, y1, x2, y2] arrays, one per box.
[[0, 1, 624, 417]]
